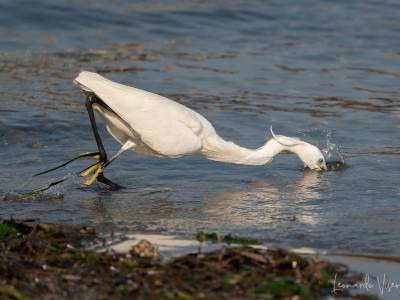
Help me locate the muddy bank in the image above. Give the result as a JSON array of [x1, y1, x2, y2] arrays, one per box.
[[0, 218, 375, 299]]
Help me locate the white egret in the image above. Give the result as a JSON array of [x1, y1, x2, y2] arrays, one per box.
[[43, 71, 327, 189]]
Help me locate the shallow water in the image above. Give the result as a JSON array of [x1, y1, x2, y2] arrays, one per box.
[[1, 0, 399, 258]]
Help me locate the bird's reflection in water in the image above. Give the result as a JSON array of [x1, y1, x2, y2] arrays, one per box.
[[286, 169, 325, 199], [201, 170, 325, 228], [81, 170, 326, 232]]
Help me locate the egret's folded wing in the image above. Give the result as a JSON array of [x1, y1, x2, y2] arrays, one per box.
[[74, 71, 203, 157]]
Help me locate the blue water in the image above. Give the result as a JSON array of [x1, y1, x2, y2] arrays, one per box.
[[0, 0, 399, 258]]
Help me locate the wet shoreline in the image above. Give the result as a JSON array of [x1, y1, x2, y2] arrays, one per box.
[[2, 217, 391, 299]]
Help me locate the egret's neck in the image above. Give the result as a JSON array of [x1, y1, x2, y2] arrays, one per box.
[[261, 138, 292, 160], [201, 135, 293, 166]]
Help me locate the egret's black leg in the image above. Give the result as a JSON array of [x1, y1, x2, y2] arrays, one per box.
[[85, 94, 121, 189], [86, 94, 107, 162], [97, 173, 121, 189]]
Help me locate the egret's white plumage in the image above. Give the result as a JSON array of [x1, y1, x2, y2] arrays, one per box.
[[73, 71, 327, 187]]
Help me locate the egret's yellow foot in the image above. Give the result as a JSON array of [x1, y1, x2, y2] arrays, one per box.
[[33, 152, 101, 177], [79, 163, 100, 177], [80, 152, 100, 160], [78, 152, 106, 188], [90, 154, 100, 160], [80, 151, 93, 155], [81, 165, 104, 188]]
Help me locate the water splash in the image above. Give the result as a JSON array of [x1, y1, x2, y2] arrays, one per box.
[[298, 128, 346, 171], [322, 132, 347, 171], [322, 132, 345, 162], [2, 169, 74, 201], [2, 191, 64, 202]]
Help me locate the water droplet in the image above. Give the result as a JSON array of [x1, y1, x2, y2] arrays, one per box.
[[322, 131, 345, 164]]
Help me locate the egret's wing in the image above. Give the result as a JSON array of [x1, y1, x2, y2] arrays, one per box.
[[74, 71, 203, 157]]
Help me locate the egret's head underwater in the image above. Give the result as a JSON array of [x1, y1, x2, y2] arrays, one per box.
[[296, 143, 327, 171], [269, 126, 327, 171]]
